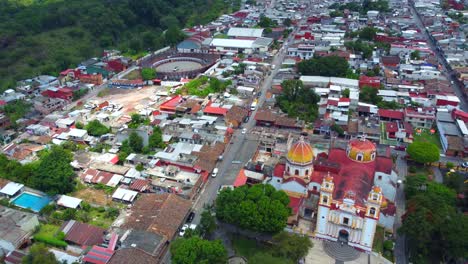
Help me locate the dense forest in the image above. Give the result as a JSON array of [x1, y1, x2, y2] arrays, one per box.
[[0, 0, 241, 91]]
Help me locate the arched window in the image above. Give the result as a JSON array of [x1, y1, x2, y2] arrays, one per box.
[[372, 194, 378, 201], [370, 207, 376, 215], [287, 166, 290, 173], [323, 196, 328, 204], [305, 169, 309, 175], [371, 152, 376, 160], [356, 152, 364, 161], [295, 169, 299, 175]]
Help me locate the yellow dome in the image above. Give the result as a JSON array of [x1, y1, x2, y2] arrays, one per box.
[[287, 138, 314, 165], [347, 138, 377, 163]]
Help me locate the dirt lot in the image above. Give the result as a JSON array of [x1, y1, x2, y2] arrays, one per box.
[[99, 86, 166, 114], [73, 188, 113, 206]]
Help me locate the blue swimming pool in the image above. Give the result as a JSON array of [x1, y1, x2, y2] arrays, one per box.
[[12, 192, 51, 212]]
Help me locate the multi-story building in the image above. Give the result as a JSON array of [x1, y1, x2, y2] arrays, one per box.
[[404, 107, 436, 128]]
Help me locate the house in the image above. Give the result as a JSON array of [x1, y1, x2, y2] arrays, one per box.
[[60, 220, 106, 247], [0, 206, 39, 253], [108, 248, 159, 264], [378, 109, 404, 122], [225, 105, 249, 128], [359, 76, 381, 89], [68, 128, 88, 141], [227, 27, 264, 38], [57, 195, 82, 209], [121, 193, 191, 260], [33, 96, 67, 115], [437, 111, 466, 157], [41, 87, 73, 101], [209, 38, 272, 54], [112, 187, 138, 203], [0, 182, 24, 198], [233, 169, 265, 187], [404, 107, 436, 128]]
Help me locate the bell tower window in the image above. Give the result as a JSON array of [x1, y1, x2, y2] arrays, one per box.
[[323, 196, 328, 204], [370, 207, 376, 216]]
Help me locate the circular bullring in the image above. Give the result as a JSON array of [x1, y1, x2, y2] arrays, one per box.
[[153, 57, 205, 72], [139, 50, 219, 80]]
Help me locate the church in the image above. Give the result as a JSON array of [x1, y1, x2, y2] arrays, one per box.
[[269, 136, 397, 252]]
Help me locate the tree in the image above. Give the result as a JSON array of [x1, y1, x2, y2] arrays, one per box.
[[359, 86, 382, 105], [358, 27, 377, 41], [22, 243, 59, 264], [331, 123, 344, 136], [75, 122, 84, 129], [297, 56, 349, 77], [141, 67, 156, 81], [282, 18, 292, 27], [171, 236, 227, 264], [407, 142, 439, 165], [276, 80, 320, 122], [128, 132, 143, 153], [341, 88, 350, 98], [258, 15, 276, 28], [410, 50, 421, 60], [272, 231, 313, 262], [215, 184, 291, 233], [85, 120, 109, 136], [30, 145, 75, 195], [198, 210, 216, 237], [165, 26, 185, 46]]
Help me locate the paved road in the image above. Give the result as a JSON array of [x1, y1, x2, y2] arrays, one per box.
[[190, 36, 290, 225], [409, 1, 468, 111], [394, 154, 408, 264]]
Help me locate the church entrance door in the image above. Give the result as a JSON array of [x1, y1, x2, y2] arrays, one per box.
[[338, 229, 349, 244]]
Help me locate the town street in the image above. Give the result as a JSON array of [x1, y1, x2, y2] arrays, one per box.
[[409, 1, 468, 111], [394, 154, 408, 264]]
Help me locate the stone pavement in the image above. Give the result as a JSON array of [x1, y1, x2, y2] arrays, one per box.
[[305, 238, 393, 264]]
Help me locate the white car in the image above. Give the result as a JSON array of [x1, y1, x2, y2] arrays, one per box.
[[212, 168, 219, 178], [242, 128, 247, 134], [179, 224, 197, 236]]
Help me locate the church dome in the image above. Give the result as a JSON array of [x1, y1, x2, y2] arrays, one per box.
[[287, 137, 314, 165], [346, 138, 376, 163]]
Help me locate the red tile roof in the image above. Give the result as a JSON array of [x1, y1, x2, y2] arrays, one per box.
[[288, 196, 304, 214], [203, 101, 229, 116], [385, 122, 399, 133], [378, 109, 404, 120], [283, 177, 307, 187], [82, 246, 114, 264], [60, 220, 105, 246], [130, 179, 150, 192], [234, 169, 248, 187], [273, 163, 285, 178]]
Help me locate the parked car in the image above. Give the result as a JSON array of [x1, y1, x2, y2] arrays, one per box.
[[212, 168, 219, 177], [243, 116, 250, 123], [461, 161, 468, 168], [186, 212, 195, 223], [179, 224, 196, 236], [242, 128, 247, 134], [395, 145, 406, 151]]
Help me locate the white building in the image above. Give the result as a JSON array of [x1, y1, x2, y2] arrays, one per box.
[[209, 38, 272, 54]]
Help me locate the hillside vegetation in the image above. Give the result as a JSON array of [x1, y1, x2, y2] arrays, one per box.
[[0, 0, 240, 91]]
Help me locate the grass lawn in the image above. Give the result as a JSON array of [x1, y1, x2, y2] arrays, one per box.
[[372, 226, 384, 253], [124, 69, 142, 80], [88, 208, 115, 229], [413, 128, 442, 150], [34, 224, 67, 247], [231, 236, 294, 264]]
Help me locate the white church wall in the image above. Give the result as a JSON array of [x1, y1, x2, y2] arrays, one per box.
[[374, 171, 397, 202], [379, 214, 395, 231]]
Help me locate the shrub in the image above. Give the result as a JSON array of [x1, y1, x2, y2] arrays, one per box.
[[446, 162, 454, 169], [383, 240, 394, 251], [34, 235, 68, 248], [105, 207, 120, 218], [40, 204, 56, 216], [408, 166, 417, 173]]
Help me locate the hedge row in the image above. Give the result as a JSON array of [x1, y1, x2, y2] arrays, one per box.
[[33, 235, 68, 248]]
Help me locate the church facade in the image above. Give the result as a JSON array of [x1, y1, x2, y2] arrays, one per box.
[[269, 137, 397, 252]]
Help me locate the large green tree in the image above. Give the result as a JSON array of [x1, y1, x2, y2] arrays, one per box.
[[22, 243, 59, 264], [171, 236, 227, 264], [359, 86, 382, 105], [215, 184, 291, 233], [85, 120, 110, 136], [297, 56, 350, 77], [276, 80, 320, 122], [272, 231, 313, 262], [128, 131, 143, 153], [407, 142, 440, 165], [148, 126, 165, 149], [30, 145, 75, 195], [141, 67, 156, 81], [399, 175, 467, 262]]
